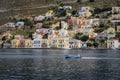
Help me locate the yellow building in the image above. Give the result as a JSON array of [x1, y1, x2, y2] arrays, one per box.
[[25, 39, 33, 48], [11, 39, 20, 48], [41, 39, 50, 48]]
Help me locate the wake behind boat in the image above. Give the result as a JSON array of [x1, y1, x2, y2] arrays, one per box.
[[64, 54, 81, 59], [62, 47, 71, 49]]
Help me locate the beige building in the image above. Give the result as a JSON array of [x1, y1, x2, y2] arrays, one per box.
[[112, 14, 120, 20], [117, 26, 120, 32], [112, 7, 120, 14], [14, 35, 24, 40], [69, 39, 82, 48], [41, 39, 50, 48], [107, 27, 116, 39], [107, 38, 120, 49], [50, 37, 70, 48]]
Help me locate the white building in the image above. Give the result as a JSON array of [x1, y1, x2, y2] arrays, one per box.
[[16, 21, 24, 28], [112, 7, 120, 14], [50, 37, 70, 48], [5, 22, 15, 30], [107, 39, 120, 49], [69, 39, 82, 48], [34, 15, 45, 21], [33, 39, 42, 48], [107, 28, 116, 39]]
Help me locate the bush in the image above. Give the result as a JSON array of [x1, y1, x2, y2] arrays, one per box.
[[57, 9, 66, 17], [75, 32, 83, 40], [67, 26, 73, 30], [72, 10, 77, 15], [94, 28, 104, 33], [42, 23, 50, 28], [87, 43, 92, 47], [77, 0, 81, 2], [80, 35, 89, 42], [43, 33, 48, 39], [93, 42, 99, 48]]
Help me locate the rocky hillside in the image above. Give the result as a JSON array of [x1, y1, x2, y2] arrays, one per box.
[[0, 0, 119, 25], [0, 0, 75, 10]]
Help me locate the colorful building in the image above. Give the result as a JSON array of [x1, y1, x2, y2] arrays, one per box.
[[25, 39, 33, 48], [69, 39, 82, 48], [11, 39, 20, 48], [50, 37, 70, 48], [107, 38, 120, 49], [33, 39, 42, 48]]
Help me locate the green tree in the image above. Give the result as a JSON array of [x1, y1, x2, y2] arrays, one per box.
[[89, 0, 95, 2], [42, 23, 50, 28], [80, 35, 89, 42], [99, 39, 105, 43], [99, 39, 105, 48], [43, 33, 48, 39], [28, 31, 34, 40], [75, 32, 83, 40], [21, 18, 34, 27], [87, 43, 92, 47], [67, 25, 73, 30], [99, 24, 110, 29], [72, 10, 77, 16], [116, 32, 120, 40], [57, 9, 66, 17], [94, 28, 104, 33], [77, 0, 81, 2], [2, 36, 7, 41], [93, 42, 99, 48]]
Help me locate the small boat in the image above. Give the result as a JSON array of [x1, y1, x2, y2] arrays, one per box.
[[64, 54, 81, 59]]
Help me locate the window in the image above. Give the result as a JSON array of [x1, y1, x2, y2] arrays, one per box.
[[34, 41, 40, 44]]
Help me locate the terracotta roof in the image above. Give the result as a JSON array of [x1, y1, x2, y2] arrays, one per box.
[[112, 37, 119, 40]]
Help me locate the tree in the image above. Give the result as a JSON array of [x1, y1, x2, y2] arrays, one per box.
[[23, 19, 34, 27], [80, 35, 89, 42], [42, 23, 50, 28], [99, 24, 110, 29], [72, 10, 77, 16], [2, 36, 7, 41], [75, 32, 83, 40], [99, 39, 105, 43], [93, 42, 99, 48], [45, 0, 47, 2], [55, 26, 61, 30], [77, 0, 81, 2], [116, 32, 120, 37], [57, 9, 66, 17], [89, 0, 94, 2], [94, 28, 104, 33], [87, 43, 92, 47], [43, 33, 48, 39], [28, 31, 34, 40], [67, 25, 73, 30], [6, 39, 11, 43], [99, 39, 105, 48], [99, 24, 104, 28]]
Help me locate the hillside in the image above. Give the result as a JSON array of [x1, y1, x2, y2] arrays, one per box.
[[0, 0, 120, 25], [0, 0, 75, 10]]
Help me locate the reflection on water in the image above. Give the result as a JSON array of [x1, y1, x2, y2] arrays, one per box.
[[0, 49, 120, 80]]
